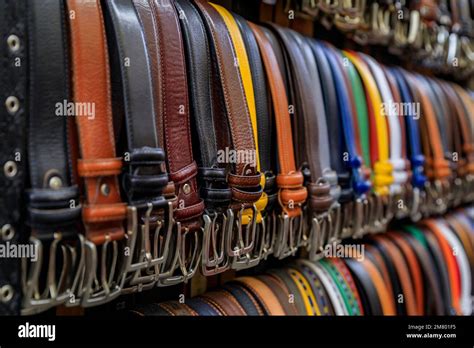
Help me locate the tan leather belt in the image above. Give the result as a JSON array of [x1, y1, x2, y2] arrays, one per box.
[[67, 0, 126, 306]]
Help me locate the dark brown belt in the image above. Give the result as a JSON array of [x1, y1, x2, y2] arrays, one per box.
[[144, 0, 205, 285], [193, 0, 263, 260]]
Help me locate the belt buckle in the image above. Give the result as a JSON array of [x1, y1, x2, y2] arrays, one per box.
[[409, 186, 423, 221], [327, 202, 341, 244], [425, 180, 448, 215], [121, 202, 175, 293], [231, 216, 265, 270], [261, 211, 277, 259], [225, 204, 258, 258], [21, 233, 83, 314], [158, 222, 202, 286], [308, 211, 331, 261], [351, 197, 366, 239], [274, 210, 302, 259], [463, 174, 474, 203], [201, 211, 231, 276]]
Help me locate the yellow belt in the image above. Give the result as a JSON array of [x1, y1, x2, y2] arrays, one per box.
[[211, 3, 266, 224], [288, 269, 321, 315]]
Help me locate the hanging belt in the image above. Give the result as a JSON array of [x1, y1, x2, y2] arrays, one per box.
[[0, 0, 27, 315], [406, 73, 451, 215], [344, 51, 394, 233], [235, 16, 276, 263], [320, 43, 372, 238], [193, 0, 263, 261], [446, 83, 474, 203], [172, 0, 231, 276], [312, 41, 356, 242], [143, 0, 204, 285], [67, 0, 126, 306], [268, 24, 335, 260], [344, 54, 374, 235], [389, 68, 427, 221], [248, 22, 307, 261], [211, 6, 267, 269], [103, 0, 171, 293], [23, 0, 82, 314]]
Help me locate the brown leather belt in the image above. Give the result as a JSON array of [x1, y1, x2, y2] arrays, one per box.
[[146, 0, 205, 285], [67, 0, 127, 306], [248, 22, 308, 259], [193, 0, 263, 260]]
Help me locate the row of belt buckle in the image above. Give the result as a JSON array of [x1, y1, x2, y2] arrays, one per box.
[[20, 174, 473, 314], [285, 0, 474, 77]]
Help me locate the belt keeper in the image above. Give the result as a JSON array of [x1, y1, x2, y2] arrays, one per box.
[[78, 158, 122, 177]]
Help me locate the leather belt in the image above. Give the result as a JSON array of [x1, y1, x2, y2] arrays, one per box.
[[345, 258, 383, 315], [146, 0, 205, 285], [406, 73, 452, 215], [223, 282, 263, 315], [173, 0, 231, 276], [103, 0, 171, 293], [67, 0, 126, 306], [387, 232, 425, 314], [257, 274, 299, 315], [23, 0, 82, 314], [248, 22, 307, 260], [211, 5, 267, 269], [0, 0, 27, 315], [235, 276, 285, 315], [193, 0, 263, 262], [268, 24, 336, 260]]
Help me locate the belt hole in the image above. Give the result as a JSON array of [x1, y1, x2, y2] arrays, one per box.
[[48, 176, 63, 189], [101, 183, 110, 196], [1, 224, 15, 240], [7, 34, 20, 52], [5, 96, 20, 115], [3, 161, 18, 178], [0, 285, 14, 303]]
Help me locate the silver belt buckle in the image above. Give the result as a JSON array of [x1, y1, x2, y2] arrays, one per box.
[[157, 222, 202, 286], [201, 211, 230, 276], [274, 210, 302, 259], [225, 204, 258, 258], [308, 211, 331, 261], [79, 236, 123, 307], [121, 202, 174, 293], [21, 233, 83, 315]]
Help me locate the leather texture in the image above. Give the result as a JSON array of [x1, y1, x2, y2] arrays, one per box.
[[148, 0, 204, 229], [0, 0, 27, 315], [67, 0, 126, 245]]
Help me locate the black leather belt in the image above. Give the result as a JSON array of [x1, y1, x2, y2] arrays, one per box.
[[0, 0, 27, 315], [174, 0, 231, 276], [23, 0, 81, 315], [104, 0, 170, 293]]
